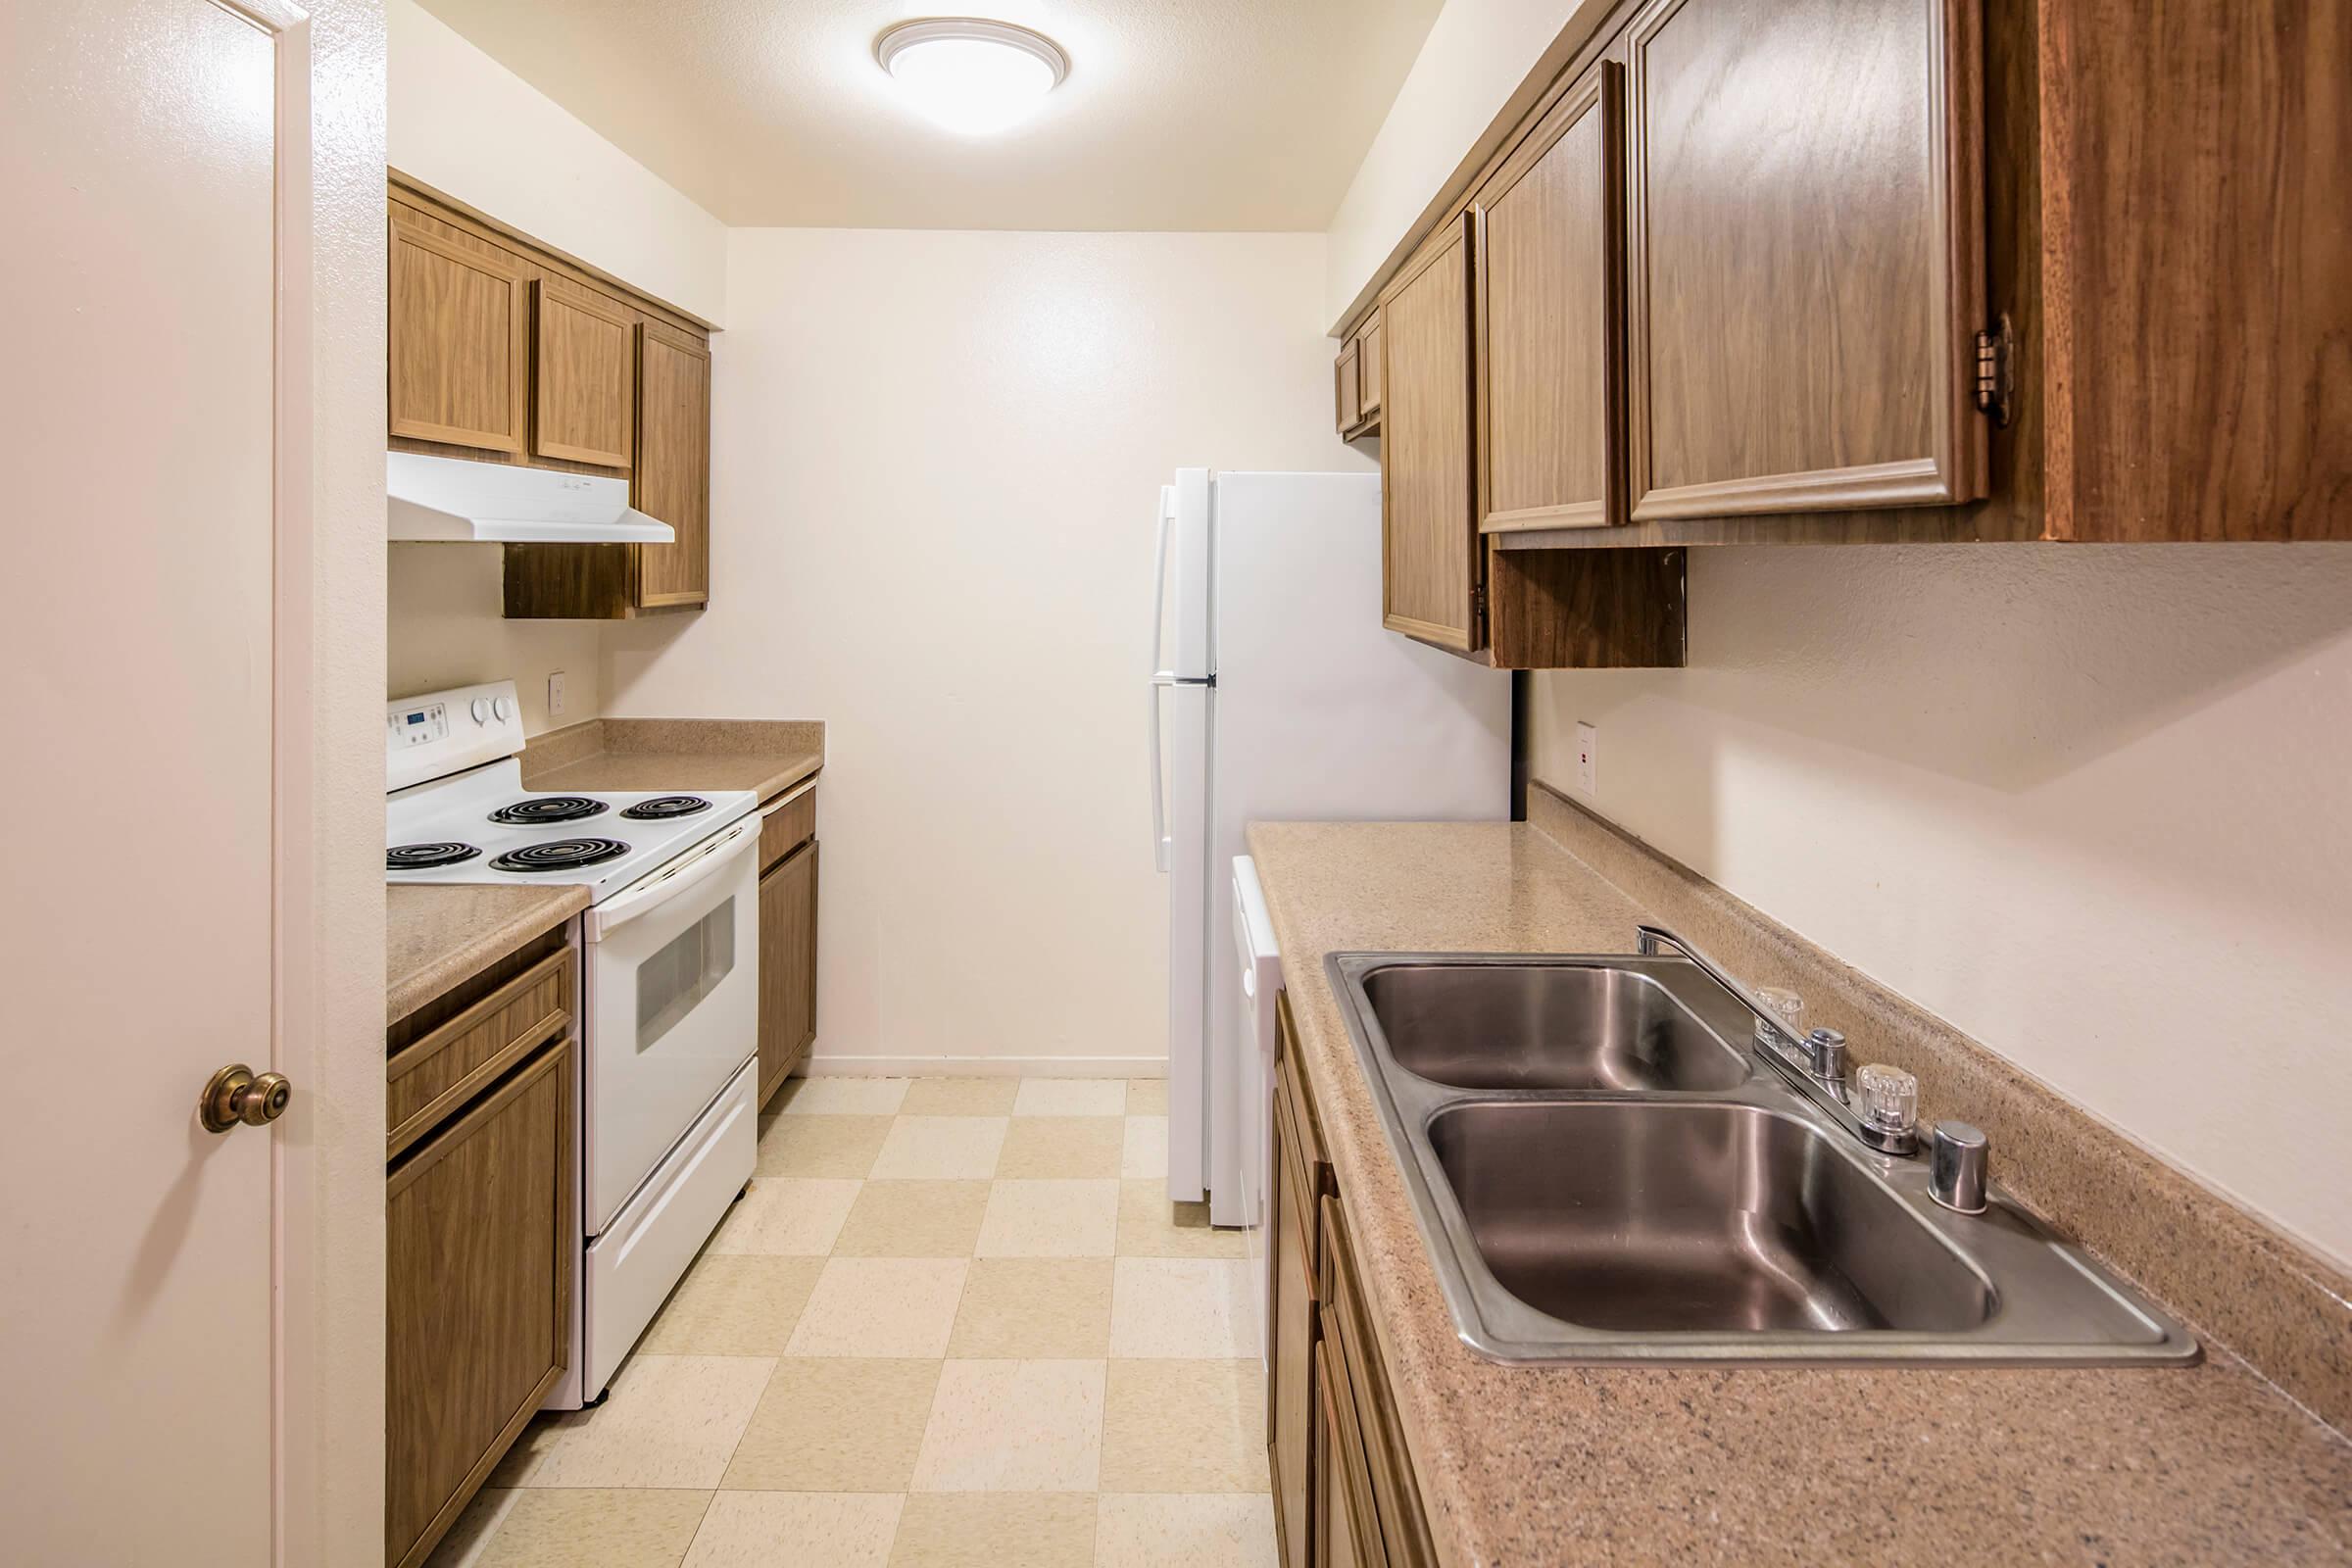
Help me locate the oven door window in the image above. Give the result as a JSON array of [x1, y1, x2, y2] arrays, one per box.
[[636, 895, 738, 1052]]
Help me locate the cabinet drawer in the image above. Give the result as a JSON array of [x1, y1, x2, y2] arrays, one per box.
[[1275, 991, 1325, 1181], [760, 779, 817, 871], [386, 1037, 573, 1568], [388, 947, 571, 1158]]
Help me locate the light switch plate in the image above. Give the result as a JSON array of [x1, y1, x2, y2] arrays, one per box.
[[548, 670, 566, 716], [1575, 721, 1597, 795]]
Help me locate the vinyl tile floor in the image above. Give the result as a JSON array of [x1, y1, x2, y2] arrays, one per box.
[[429, 1076, 1276, 1568]]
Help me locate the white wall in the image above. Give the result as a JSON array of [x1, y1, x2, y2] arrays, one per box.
[[1324, 0, 1603, 324], [297, 0, 391, 1557], [1529, 546, 2352, 1268], [387, 0, 726, 323], [604, 228, 1364, 1072], [387, 545, 601, 735]]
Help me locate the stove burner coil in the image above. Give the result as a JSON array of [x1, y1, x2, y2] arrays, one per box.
[[387, 842, 482, 870], [489, 796, 609, 826], [489, 837, 631, 873], [619, 795, 714, 820]]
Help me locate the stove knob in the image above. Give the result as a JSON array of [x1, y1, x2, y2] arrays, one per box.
[[470, 697, 491, 724], [493, 696, 514, 722]]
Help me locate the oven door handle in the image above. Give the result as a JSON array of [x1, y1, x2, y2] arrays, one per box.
[[584, 815, 760, 942]]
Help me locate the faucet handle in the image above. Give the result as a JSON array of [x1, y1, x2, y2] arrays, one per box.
[[1804, 1027, 1847, 1082], [1853, 1063, 1919, 1153], [1930, 1120, 1990, 1213]]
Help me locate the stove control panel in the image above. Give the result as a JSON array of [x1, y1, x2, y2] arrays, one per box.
[[386, 679, 526, 793], [389, 700, 449, 749]]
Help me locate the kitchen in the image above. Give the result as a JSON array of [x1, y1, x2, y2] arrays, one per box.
[[6, 1, 2351, 1566]]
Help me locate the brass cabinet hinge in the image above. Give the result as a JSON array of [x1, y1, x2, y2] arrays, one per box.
[[1974, 314, 2015, 428]]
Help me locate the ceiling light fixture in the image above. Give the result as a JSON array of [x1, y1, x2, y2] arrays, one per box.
[[874, 18, 1069, 136]]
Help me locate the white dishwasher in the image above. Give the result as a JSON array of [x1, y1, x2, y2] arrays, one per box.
[[1230, 855, 1282, 1366]]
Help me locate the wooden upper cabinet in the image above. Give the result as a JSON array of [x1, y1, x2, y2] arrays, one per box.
[[1624, 0, 1984, 519], [634, 322, 712, 607], [1477, 61, 1626, 533], [531, 280, 635, 469], [388, 214, 529, 455], [1379, 214, 1481, 653], [1356, 316, 1383, 422], [1335, 339, 1362, 437]]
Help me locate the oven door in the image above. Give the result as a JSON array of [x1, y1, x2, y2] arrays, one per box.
[[581, 814, 760, 1235]]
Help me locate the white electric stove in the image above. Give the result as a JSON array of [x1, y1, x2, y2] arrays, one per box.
[[387, 680, 764, 1406]]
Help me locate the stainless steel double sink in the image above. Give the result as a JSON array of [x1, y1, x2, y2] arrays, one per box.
[[1328, 954, 2199, 1365]]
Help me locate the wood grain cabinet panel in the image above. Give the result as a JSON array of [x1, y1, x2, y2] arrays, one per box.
[[634, 322, 712, 606], [388, 215, 529, 454], [1311, 1337, 1384, 1568], [386, 1038, 573, 1568], [1379, 215, 1481, 653], [1356, 317, 1384, 422], [1269, 1063, 1319, 1568], [1624, 0, 1985, 519], [1477, 62, 1627, 533], [531, 280, 636, 469], [758, 840, 818, 1106], [2038, 0, 2352, 541], [1335, 340, 1362, 436]]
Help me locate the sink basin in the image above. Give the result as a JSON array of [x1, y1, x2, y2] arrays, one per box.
[[1361, 961, 1749, 1092], [1327, 952, 2200, 1366], [1427, 1101, 1992, 1333]]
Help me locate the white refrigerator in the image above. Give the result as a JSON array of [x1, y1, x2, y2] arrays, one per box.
[[1149, 469, 1511, 1224]]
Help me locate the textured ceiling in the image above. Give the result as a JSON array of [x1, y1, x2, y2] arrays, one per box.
[[413, 0, 1446, 229]]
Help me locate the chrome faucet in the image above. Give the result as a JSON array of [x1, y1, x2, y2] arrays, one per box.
[[1635, 923, 1921, 1156]]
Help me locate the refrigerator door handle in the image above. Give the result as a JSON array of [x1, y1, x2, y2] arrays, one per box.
[[1148, 676, 1170, 872], [1151, 484, 1174, 676]]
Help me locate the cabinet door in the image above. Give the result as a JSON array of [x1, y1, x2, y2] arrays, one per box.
[[1356, 317, 1383, 421], [1311, 1339, 1384, 1568], [1335, 341, 1361, 435], [1478, 62, 1626, 532], [388, 213, 529, 454], [634, 322, 712, 608], [1379, 214, 1480, 652], [1269, 1068, 1317, 1568], [758, 841, 818, 1105], [386, 1038, 572, 1568], [531, 279, 636, 469], [1624, 0, 1984, 519]]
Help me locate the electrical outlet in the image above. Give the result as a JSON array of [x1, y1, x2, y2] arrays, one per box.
[[548, 670, 566, 716], [1575, 721, 1597, 795]]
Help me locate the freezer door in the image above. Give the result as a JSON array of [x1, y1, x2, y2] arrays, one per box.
[[1161, 678, 1211, 1202]]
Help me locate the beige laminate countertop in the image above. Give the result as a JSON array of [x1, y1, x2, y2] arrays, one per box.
[[518, 717, 824, 806], [387, 883, 587, 1026], [1247, 819, 2352, 1566]]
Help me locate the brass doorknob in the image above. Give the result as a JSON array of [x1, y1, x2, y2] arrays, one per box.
[[200, 1064, 292, 1134]]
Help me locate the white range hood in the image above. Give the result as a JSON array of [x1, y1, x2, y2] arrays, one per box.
[[386, 451, 675, 544]]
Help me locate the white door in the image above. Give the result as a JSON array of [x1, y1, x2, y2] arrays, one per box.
[[1, 3, 313, 1559]]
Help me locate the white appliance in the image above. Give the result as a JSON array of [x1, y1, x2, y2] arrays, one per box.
[[387, 451, 676, 543], [1149, 470, 1510, 1225], [1231, 855, 1281, 1365], [386, 680, 760, 1405]]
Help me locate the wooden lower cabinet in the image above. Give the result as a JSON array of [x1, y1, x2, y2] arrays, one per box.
[[1269, 1062, 1319, 1568], [758, 835, 819, 1106], [1272, 993, 1432, 1568], [1314, 1339, 1381, 1568], [386, 1034, 574, 1568]]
